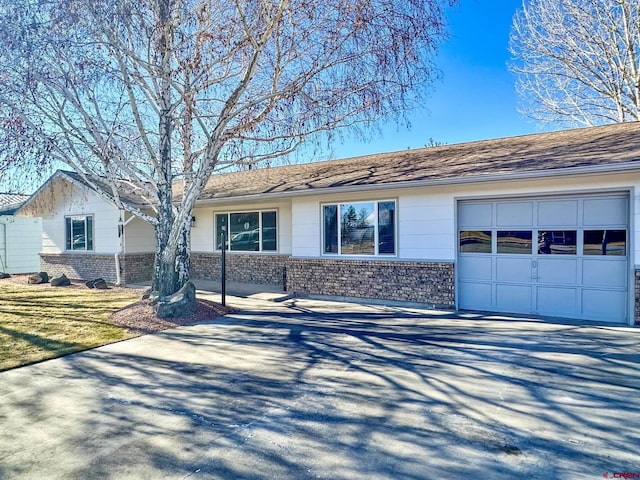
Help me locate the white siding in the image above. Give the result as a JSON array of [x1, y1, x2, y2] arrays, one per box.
[[21, 169, 640, 279], [191, 200, 293, 254], [123, 213, 155, 253], [291, 199, 320, 257], [192, 206, 214, 251], [290, 189, 456, 260], [634, 193, 640, 267], [289, 172, 640, 265], [398, 193, 455, 260], [0, 216, 42, 273], [39, 180, 121, 254]]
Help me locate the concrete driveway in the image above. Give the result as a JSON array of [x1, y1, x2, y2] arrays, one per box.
[[1, 295, 639, 479]]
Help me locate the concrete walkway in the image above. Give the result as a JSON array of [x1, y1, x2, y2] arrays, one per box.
[[1, 295, 639, 479]]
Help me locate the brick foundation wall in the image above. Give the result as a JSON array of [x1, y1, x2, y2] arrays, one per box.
[[121, 253, 154, 284], [635, 270, 640, 325], [40, 253, 118, 284], [191, 252, 289, 285], [285, 258, 455, 307]]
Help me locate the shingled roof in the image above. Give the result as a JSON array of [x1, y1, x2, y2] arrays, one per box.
[[19, 122, 640, 214], [176, 121, 640, 203], [0, 193, 29, 215]]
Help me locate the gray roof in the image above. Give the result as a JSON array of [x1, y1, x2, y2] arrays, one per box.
[[176, 121, 640, 203], [0, 193, 30, 215]]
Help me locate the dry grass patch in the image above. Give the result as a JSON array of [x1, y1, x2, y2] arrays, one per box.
[[0, 280, 141, 371]]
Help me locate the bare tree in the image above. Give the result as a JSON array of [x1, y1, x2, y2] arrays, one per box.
[[509, 0, 640, 127], [0, 0, 452, 298]]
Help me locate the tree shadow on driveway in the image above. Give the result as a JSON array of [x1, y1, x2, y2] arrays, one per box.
[[1, 298, 639, 479]]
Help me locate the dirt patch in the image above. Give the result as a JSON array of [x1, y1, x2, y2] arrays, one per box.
[[109, 299, 233, 335]]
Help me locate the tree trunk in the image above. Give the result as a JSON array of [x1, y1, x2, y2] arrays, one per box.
[[176, 215, 192, 284], [150, 0, 181, 297], [152, 219, 178, 296]]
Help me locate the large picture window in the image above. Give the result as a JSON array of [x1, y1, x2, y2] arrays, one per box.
[[65, 215, 94, 251], [215, 210, 277, 252], [323, 200, 396, 256]]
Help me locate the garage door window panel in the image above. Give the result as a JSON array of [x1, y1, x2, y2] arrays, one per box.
[[459, 231, 492, 253], [497, 231, 532, 254], [538, 230, 577, 255], [584, 230, 626, 256]]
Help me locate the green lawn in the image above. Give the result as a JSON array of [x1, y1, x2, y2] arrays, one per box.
[[0, 282, 140, 371]]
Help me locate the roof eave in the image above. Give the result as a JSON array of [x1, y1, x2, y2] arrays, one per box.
[[193, 161, 640, 206]]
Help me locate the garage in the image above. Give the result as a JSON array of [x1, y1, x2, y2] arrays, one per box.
[[457, 193, 629, 322]]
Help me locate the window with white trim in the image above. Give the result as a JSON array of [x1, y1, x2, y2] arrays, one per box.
[[215, 210, 277, 252], [323, 200, 396, 255], [65, 215, 94, 251]]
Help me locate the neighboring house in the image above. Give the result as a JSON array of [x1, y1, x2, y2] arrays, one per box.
[[18, 122, 640, 325], [0, 193, 42, 274]]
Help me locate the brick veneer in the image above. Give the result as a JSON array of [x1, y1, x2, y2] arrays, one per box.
[[38, 252, 640, 321], [40, 253, 120, 284], [40, 252, 155, 285], [41, 252, 455, 306], [635, 270, 640, 325], [121, 253, 155, 284], [191, 252, 289, 285], [286, 258, 455, 307]]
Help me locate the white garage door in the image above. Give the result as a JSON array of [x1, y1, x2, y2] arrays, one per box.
[[457, 194, 629, 323]]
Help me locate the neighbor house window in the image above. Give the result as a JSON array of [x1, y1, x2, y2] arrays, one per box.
[[323, 200, 396, 256], [65, 215, 94, 251], [215, 210, 277, 252]]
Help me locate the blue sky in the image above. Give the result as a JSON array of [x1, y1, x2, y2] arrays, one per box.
[[335, 0, 554, 159], [6, 1, 548, 193]]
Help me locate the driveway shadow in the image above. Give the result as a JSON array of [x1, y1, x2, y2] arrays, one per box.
[[1, 298, 639, 479]]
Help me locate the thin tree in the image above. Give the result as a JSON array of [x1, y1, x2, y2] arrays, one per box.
[[0, 0, 452, 299], [509, 0, 640, 126]]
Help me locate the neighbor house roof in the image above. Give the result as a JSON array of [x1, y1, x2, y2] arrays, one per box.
[[0, 193, 30, 215], [176, 121, 640, 203]]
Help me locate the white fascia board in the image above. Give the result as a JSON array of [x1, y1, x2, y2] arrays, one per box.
[[193, 162, 640, 206]]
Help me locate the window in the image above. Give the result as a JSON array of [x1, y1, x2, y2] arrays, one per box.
[[215, 210, 277, 252], [497, 230, 532, 254], [584, 230, 626, 256], [65, 215, 94, 251], [538, 230, 577, 255], [459, 231, 492, 253], [323, 200, 396, 256]]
